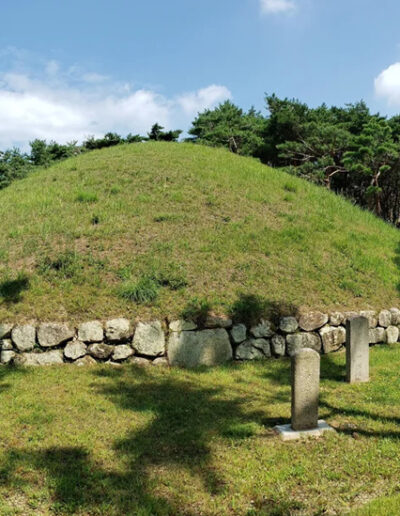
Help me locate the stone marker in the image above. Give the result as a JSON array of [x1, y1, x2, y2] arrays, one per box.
[[291, 348, 320, 430], [274, 348, 334, 441], [346, 316, 369, 383]]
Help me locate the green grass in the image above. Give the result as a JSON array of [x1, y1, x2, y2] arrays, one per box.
[[1, 346, 400, 514], [1, 141, 400, 322]]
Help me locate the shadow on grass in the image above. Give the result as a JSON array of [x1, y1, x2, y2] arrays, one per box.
[[393, 242, 400, 294], [0, 275, 30, 304], [319, 398, 400, 439], [0, 363, 28, 393], [0, 364, 275, 515], [181, 292, 299, 328]]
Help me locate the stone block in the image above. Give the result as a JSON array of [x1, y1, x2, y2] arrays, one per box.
[[38, 323, 74, 348], [133, 321, 165, 357], [346, 316, 369, 383], [279, 316, 298, 333], [12, 325, 36, 352], [298, 312, 328, 332], [168, 329, 232, 368]]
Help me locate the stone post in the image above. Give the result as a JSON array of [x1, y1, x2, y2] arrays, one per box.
[[346, 316, 369, 383], [291, 348, 320, 431]]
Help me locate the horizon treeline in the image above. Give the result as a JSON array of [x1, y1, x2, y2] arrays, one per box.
[[2, 96, 400, 225]]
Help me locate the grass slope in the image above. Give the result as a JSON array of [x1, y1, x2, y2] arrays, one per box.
[[1, 348, 400, 514], [0, 142, 400, 322]]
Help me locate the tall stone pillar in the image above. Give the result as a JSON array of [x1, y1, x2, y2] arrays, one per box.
[[346, 316, 369, 383], [291, 348, 320, 431]]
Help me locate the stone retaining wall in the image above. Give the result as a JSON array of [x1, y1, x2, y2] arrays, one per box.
[[0, 308, 399, 368]]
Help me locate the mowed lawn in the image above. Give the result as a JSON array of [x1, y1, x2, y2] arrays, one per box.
[[1, 347, 400, 515]]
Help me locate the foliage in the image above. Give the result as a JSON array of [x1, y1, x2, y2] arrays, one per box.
[[187, 100, 265, 155], [147, 123, 182, 142], [0, 148, 32, 188], [30, 139, 80, 166], [118, 276, 160, 304], [118, 261, 188, 305], [75, 190, 98, 203], [83, 132, 124, 150], [189, 95, 400, 225]]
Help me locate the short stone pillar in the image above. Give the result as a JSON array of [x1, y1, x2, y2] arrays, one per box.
[[346, 316, 369, 383], [274, 348, 334, 440], [291, 348, 320, 430]]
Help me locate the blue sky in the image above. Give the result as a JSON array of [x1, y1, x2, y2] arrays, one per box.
[[1, 0, 400, 148]]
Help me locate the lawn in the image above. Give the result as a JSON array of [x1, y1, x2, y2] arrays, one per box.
[[1, 346, 400, 515], [1, 142, 400, 322]]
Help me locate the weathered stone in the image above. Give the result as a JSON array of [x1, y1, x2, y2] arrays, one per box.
[[12, 325, 36, 352], [0, 339, 13, 350], [230, 324, 247, 344], [319, 325, 346, 354], [112, 344, 134, 361], [250, 319, 274, 338], [271, 334, 286, 356], [75, 355, 97, 367], [279, 316, 298, 334], [64, 340, 87, 360], [235, 340, 266, 360], [298, 312, 328, 332], [169, 319, 197, 332], [168, 329, 232, 367], [0, 323, 13, 339], [286, 333, 321, 356], [105, 318, 132, 342], [253, 338, 271, 357], [105, 361, 122, 367], [390, 307, 400, 325], [346, 316, 369, 383], [88, 343, 114, 360], [369, 327, 386, 344], [133, 321, 165, 357], [78, 321, 103, 342], [14, 350, 64, 366], [329, 312, 344, 326], [204, 314, 232, 329], [128, 356, 152, 367], [378, 310, 391, 328], [1, 350, 15, 364], [153, 357, 169, 367], [343, 311, 359, 324], [359, 311, 378, 329], [386, 326, 399, 344], [291, 348, 320, 431], [38, 323, 74, 348]]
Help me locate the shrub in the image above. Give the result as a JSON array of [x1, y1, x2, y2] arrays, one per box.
[[230, 293, 268, 327], [182, 297, 211, 325], [75, 191, 98, 203], [153, 263, 188, 290], [118, 276, 160, 304], [38, 251, 83, 279]]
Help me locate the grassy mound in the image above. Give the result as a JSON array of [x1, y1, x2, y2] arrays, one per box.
[[0, 142, 399, 322]]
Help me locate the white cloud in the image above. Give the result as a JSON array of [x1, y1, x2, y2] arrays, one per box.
[[375, 63, 400, 105], [178, 85, 232, 115], [260, 0, 296, 14], [0, 58, 232, 149]]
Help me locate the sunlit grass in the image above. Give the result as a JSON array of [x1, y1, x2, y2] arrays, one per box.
[[0, 346, 400, 514], [0, 142, 399, 322]]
